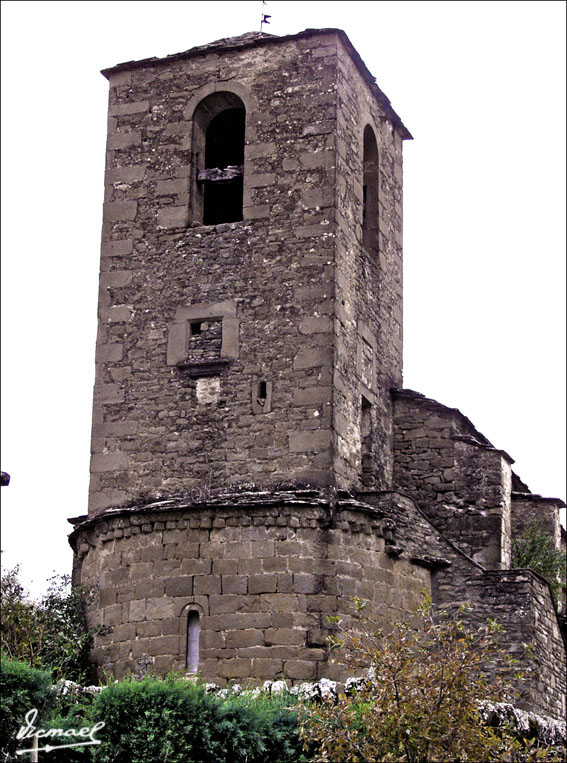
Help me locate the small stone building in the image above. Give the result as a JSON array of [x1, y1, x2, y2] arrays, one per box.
[[69, 28, 566, 721]]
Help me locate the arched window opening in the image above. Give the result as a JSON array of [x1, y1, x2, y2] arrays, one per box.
[[186, 610, 200, 674], [362, 125, 379, 254], [192, 92, 245, 226]]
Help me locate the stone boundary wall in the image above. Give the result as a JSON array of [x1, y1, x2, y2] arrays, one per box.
[[392, 389, 513, 569], [511, 494, 564, 552], [434, 567, 566, 721], [71, 493, 431, 685]]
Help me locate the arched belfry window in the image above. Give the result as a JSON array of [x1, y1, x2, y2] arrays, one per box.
[[186, 610, 200, 674], [191, 92, 245, 226], [362, 125, 379, 254]]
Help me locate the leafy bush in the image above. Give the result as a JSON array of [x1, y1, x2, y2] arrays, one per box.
[[512, 523, 566, 603], [299, 596, 560, 762], [89, 675, 307, 763], [0, 656, 54, 761], [0, 567, 96, 682]]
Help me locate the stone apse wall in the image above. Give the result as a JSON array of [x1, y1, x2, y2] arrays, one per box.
[[71, 494, 431, 684]]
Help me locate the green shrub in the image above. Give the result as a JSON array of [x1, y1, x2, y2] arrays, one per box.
[[0, 567, 97, 683], [89, 675, 307, 763], [512, 523, 566, 603], [0, 656, 54, 761], [299, 596, 560, 762]]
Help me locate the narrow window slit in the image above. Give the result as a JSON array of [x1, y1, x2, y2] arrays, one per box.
[[186, 610, 200, 674], [361, 395, 375, 487], [362, 125, 379, 254]]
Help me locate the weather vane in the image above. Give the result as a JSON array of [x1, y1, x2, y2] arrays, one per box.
[[260, 0, 271, 32]]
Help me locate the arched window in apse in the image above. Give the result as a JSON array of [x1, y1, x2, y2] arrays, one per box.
[[186, 610, 200, 674]]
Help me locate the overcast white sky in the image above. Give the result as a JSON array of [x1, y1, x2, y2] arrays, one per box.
[[1, 1, 565, 598]]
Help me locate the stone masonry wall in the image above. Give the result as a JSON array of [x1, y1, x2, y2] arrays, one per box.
[[90, 29, 409, 515], [393, 390, 513, 568], [332, 38, 404, 491], [91, 33, 343, 513], [71, 493, 431, 684], [511, 494, 566, 615], [511, 495, 563, 551], [434, 568, 567, 721]]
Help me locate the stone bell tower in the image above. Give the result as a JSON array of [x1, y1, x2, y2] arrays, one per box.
[[71, 29, 424, 685], [87, 28, 409, 517]]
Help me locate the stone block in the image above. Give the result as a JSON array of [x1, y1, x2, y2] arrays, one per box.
[[153, 656, 175, 675], [284, 660, 317, 680], [248, 574, 277, 594], [131, 638, 150, 658], [91, 452, 128, 473], [245, 142, 276, 159], [106, 165, 147, 184], [104, 604, 123, 626], [100, 270, 132, 289], [217, 659, 252, 679], [293, 347, 333, 369], [109, 101, 149, 116], [135, 579, 164, 599], [157, 206, 188, 228], [250, 658, 283, 678], [262, 557, 288, 573], [129, 562, 153, 580], [243, 204, 270, 219], [93, 384, 124, 404], [103, 200, 138, 222], [146, 598, 175, 620], [172, 542, 200, 559], [247, 173, 276, 187], [222, 575, 248, 594], [99, 588, 116, 607], [149, 635, 181, 656], [299, 316, 332, 335], [289, 430, 331, 453], [294, 223, 332, 238], [181, 559, 212, 575], [249, 540, 275, 557], [114, 623, 136, 642], [264, 628, 306, 646], [165, 577, 193, 597], [213, 559, 239, 575], [225, 629, 264, 648], [156, 178, 188, 195], [293, 387, 332, 406], [153, 559, 182, 576], [106, 305, 133, 323], [209, 595, 247, 615], [264, 594, 300, 612], [194, 575, 221, 595], [293, 574, 323, 595], [139, 545, 165, 563], [107, 130, 141, 149], [101, 239, 133, 257]]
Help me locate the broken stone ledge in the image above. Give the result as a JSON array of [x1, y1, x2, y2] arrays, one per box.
[[53, 676, 566, 746]]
